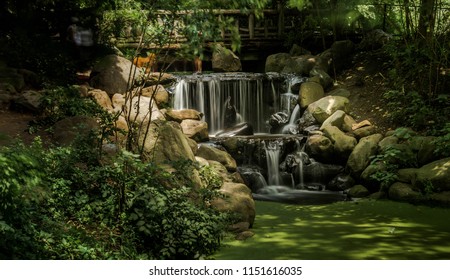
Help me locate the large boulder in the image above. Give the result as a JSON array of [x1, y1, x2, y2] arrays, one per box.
[[212, 44, 242, 72], [196, 144, 237, 172], [12, 90, 43, 113], [414, 158, 450, 192], [211, 182, 255, 227], [207, 160, 244, 184], [397, 168, 418, 184], [289, 44, 311, 56], [320, 110, 346, 130], [360, 161, 387, 191], [322, 126, 357, 160], [298, 81, 325, 109], [89, 54, 137, 96], [342, 114, 357, 133], [88, 89, 113, 111], [164, 109, 203, 123], [347, 133, 383, 177], [180, 119, 209, 142], [407, 136, 439, 166], [310, 67, 333, 90], [307, 95, 350, 123], [388, 182, 423, 202], [124, 95, 165, 124], [282, 55, 317, 75], [297, 110, 318, 132], [111, 93, 125, 113], [137, 120, 195, 163], [265, 53, 292, 73], [140, 85, 169, 107], [347, 185, 370, 198], [53, 116, 99, 146], [305, 134, 335, 163], [0, 92, 14, 110]]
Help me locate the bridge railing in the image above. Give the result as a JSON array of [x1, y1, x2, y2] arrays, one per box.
[[116, 7, 299, 49]]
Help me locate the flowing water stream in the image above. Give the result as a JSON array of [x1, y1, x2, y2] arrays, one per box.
[[172, 72, 347, 204]]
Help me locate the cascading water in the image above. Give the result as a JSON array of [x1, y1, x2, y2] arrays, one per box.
[[172, 73, 286, 135], [264, 140, 282, 186], [173, 72, 348, 204]]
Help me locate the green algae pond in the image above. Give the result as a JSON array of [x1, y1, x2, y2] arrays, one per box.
[[214, 200, 450, 260]]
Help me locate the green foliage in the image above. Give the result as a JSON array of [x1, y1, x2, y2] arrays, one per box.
[[0, 138, 229, 260], [433, 123, 450, 157], [368, 128, 418, 190], [369, 147, 400, 190], [38, 86, 102, 125], [383, 89, 450, 131], [422, 179, 438, 196], [126, 183, 229, 259]]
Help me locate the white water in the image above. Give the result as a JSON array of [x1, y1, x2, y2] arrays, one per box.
[[295, 139, 307, 188], [172, 73, 287, 135], [264, 140, 282, 186]]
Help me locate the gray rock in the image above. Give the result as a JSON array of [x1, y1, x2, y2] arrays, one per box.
[[180, 119, 209, 142], [137, 120, 195, 163], [299, 81, 325, 109], [197, 144, 237, 172], [323, 126, 357, 160], [13, 90, 43, 113], [320, 110, 346, 130], [305, 134, 335, 163], [282, 55, 317, 76], [310, 67, 333, 90], [212, 44, 242, 72], [388, 182, 423, 202], [265, 53, 292, 73], [347, 133, 383, 177], [414, 158, 450, 192], [212, 182, 255, 227], [53, 116, 99, 146], [347, 184, 370, 198], [307, 95, 350, 124], [90, 54, 137, 96]]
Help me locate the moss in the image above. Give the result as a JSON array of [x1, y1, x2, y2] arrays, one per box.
[[215, 200, 450, 260]]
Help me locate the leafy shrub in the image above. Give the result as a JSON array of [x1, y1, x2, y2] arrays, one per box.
[[383, 39, 450, 131], [1, 137, 230, 260], [383, 90, 450, 131], [368, 128, 418, 190], [433, 123, 450, 157], [0, 139, 48, 259], [39, 86, 104, 126]]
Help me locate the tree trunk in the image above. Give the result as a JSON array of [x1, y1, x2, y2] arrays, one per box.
[[417, 0, 437, 41], [403, 0, 413, 38]]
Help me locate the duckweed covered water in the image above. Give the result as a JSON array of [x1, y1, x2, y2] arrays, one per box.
[[215, 200, 450, 260]]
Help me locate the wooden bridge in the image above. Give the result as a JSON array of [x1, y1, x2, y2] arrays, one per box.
[[116, 5, 301, 65]]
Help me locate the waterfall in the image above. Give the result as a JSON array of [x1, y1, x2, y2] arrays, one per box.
[[264, 140, 282, 186], [295, 139, 308, 188], [172, 73, 286, 135]]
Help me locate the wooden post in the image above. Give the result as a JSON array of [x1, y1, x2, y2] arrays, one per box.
[[249, 13, 255, 39], [264, 18, 269, 38], [277, 1, 285, 37]]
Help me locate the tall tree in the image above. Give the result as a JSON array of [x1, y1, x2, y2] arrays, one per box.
[[417, 0, 437, 41]]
